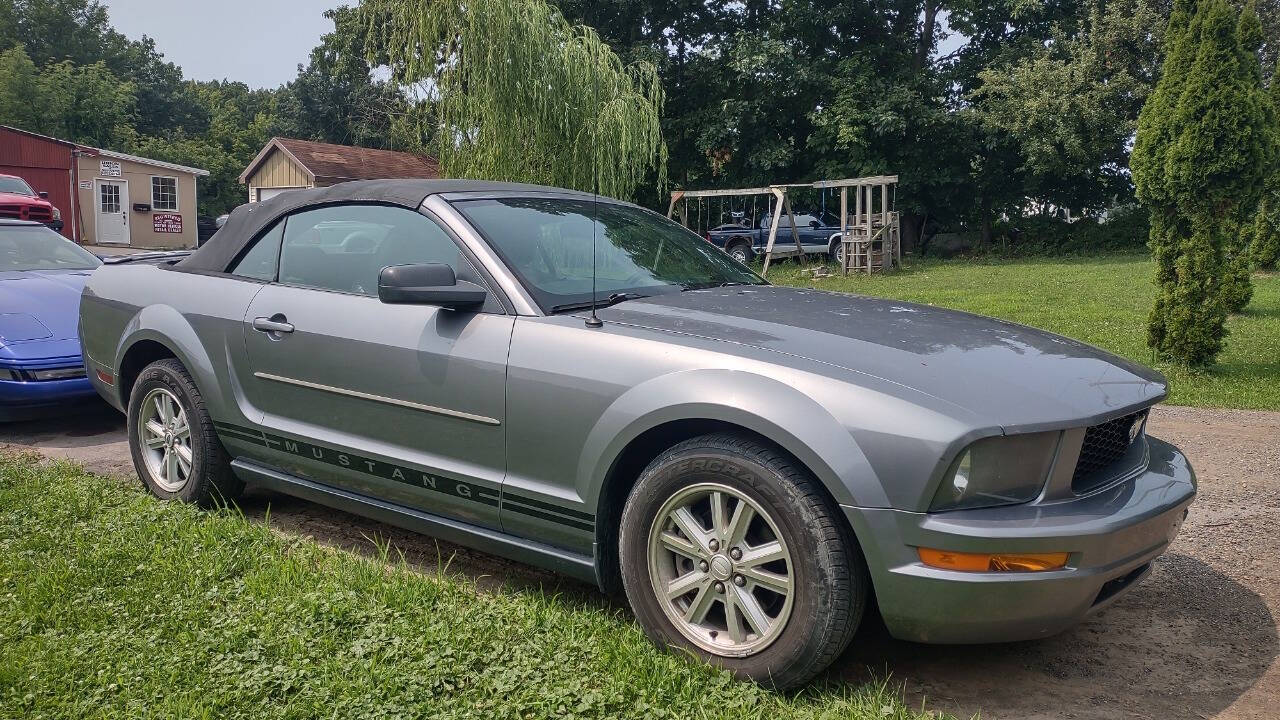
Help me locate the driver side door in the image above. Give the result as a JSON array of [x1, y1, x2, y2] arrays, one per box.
[[236, 203, 513, 530]]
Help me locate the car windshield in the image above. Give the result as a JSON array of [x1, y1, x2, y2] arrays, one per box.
[[0, 225, 101, 271], [0, 176, 35, 196], [455, 197, 765, 311]]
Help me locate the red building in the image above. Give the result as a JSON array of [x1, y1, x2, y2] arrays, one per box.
[[0, 125, 80, 240]]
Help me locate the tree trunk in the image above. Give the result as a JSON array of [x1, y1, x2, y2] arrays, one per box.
[[980, 198, 994, 248], [900, 212, 924, 254], [914, 0, 939, 70]]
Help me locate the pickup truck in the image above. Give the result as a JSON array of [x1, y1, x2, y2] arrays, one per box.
[[0, 173, 63, 232], [706, 212, 842, 264]]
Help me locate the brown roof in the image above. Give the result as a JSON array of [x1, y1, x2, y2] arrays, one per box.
[[239, 137, 440, 185]]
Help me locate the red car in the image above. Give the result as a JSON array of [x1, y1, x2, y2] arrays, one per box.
[[0, 174, 63, 232]]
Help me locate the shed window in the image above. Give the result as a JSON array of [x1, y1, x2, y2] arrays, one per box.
[[151, 176, 178, 211]]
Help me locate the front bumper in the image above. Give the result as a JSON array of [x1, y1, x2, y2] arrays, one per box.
[[844, 436, 1195, 644], [0, 358, 99, 420]]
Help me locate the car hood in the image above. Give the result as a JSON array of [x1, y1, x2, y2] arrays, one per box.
[[598, 285, 1166, 432], [0, 191, 48, 206], [0, 269, 92, 361]]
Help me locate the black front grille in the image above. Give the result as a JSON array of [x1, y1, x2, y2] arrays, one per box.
[[1072, 410, 1145, 491], [0, 203, 51, 221]]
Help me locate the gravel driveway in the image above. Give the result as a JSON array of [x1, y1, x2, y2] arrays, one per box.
[[4, 404, 1277, 719]]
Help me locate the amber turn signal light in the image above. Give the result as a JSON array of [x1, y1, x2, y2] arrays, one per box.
[[917, 548, 1069, 572]]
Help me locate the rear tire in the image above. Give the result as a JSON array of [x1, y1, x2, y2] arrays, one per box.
[[126, 358, 242, 507], [727, 242, 753, 265], [619, 432, 865, 689]]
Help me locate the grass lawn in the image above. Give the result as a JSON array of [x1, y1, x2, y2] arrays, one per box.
[[0, 453, 944, 720], [768, 255, 1280, 411]]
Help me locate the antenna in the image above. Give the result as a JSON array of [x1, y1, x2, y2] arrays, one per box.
[[585, 182, 602, 327], [585, 73, 603, 329]]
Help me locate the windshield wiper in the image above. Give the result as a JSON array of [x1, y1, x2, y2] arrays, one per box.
[[550, 292, 647, 314]]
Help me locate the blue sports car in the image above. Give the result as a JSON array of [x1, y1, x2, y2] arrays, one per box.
[[0, 219, 102, 420]]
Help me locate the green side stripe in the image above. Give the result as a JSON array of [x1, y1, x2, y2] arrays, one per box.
[[504, 492, 595, 521], [211, 421, 592, 530], [503, 502, 595, 533]]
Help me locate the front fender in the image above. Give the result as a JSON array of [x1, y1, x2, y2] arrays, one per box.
[[578, 368, 891, 509]]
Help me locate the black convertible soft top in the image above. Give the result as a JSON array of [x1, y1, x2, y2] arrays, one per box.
[[177, 178, 596, 273]]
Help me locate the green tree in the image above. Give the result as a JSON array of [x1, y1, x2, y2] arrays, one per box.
[[0, 0, 206, 137], [0, 47, 137, 147], [274, 7, 415, 150], [972, 0, 1164, 215], [361, 0, 666, 200], [127, 80, 279, 215], [1250, 59, 1280, 268], [1133, 0, 1276, 366], [0, 46, 41, 131], [1220, 0, 1271, 310], [34, 59, 136, 146]]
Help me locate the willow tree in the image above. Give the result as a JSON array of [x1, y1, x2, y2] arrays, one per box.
[[359, 0, 665, 200]]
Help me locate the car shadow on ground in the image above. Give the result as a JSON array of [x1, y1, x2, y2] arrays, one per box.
[[0, 403, 135, 475], [4, 401, 122, 445], [831, 553, 1278, 719]]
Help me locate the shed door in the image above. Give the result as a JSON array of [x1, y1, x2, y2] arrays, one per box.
[[256, 186, 304, 203], [95, 179, 128, 245]]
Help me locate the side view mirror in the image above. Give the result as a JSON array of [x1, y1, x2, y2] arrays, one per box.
[[808, 219, 821, 228], [378, 263, 487, 309], [37, 191, 49, 199]]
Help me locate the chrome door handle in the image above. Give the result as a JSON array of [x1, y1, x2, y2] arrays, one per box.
[[252, 317, 294, 334]]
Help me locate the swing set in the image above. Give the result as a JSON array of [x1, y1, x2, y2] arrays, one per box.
[[666, 185, 810, 275], [667, 175, 900, 277]]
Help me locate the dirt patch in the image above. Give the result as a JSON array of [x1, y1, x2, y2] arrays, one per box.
[[4, 404, 1277, 718]]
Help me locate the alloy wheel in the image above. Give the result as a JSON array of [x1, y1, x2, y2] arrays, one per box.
[[646, 482, 794, 656], [137, 387, 193, 492]]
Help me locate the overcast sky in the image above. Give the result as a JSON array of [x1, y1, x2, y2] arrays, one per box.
[[99, 2, 968, 90], [100, 0, 346, 89]]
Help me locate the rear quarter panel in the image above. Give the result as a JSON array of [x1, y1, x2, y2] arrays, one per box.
[[81, 265, 264, 420]]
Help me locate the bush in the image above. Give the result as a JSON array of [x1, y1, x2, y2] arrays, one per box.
[[1252, 200, 1280, 268], [1222, 231, 1255, 311], [922, 208, 1149, 259], [1147, 220, 1230, 366], [1132, 0, 1275, 365], [1253, 61, 1280, 270]]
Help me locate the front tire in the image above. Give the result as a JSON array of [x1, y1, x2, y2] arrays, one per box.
[[127, 358, 242, 506], [619, 433, 866, 689], [828, 236, 845, 265]]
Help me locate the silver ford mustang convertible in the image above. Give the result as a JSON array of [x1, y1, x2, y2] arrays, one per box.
[[80, 180, 1195, 688]]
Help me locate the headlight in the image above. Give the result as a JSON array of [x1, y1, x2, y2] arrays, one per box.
[[51, 206, 61, 220], [0, 368, 19, 381], [929, 431, 1060, 511]]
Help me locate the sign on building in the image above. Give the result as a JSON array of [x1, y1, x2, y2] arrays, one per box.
[[99, 160, 121, 177], [153, 212, 183, 233]]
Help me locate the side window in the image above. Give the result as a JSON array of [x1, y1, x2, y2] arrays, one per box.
[[230, 221, 284, 281], [277, 205, 463, 296]]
